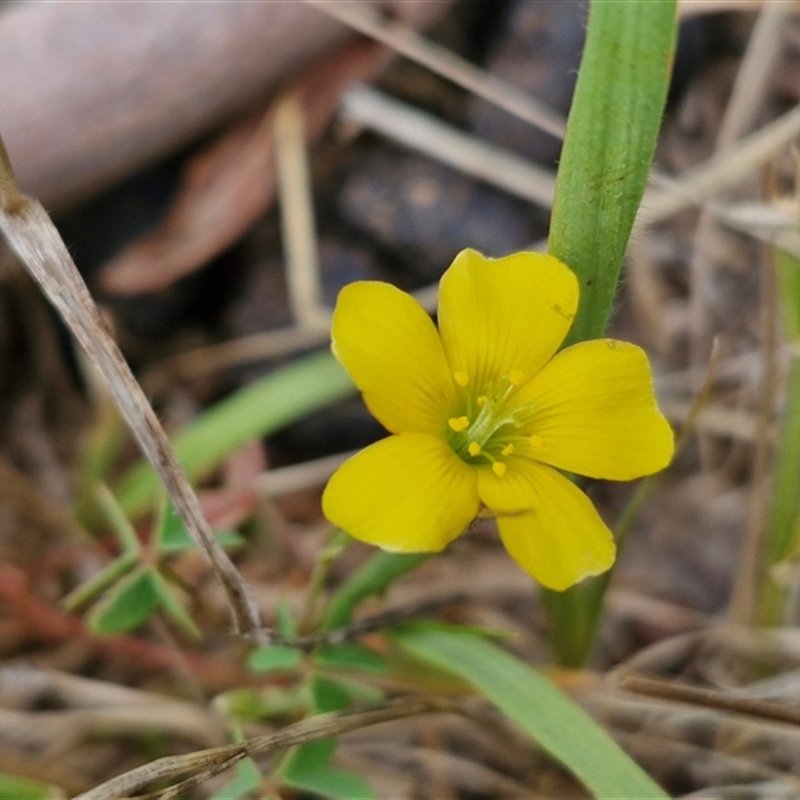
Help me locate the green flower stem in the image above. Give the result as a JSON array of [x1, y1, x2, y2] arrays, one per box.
[[322, 549, 429, 631], [299, 529, 351, 632], [549, 0, 677, 345], [544, 0, 677, 666]]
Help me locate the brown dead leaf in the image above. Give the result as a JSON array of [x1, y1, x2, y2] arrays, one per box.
[[98, 39, 393, 296]]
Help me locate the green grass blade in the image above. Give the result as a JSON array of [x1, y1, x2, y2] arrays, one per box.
[[321, 550, 428, 631], [392, 624, 668, 800], [115, 351, 354, 518], [761, 249, 800, 623], [0, 773, 60, 800], [544, 0, 677, 666], [767, 360, 800, 566]]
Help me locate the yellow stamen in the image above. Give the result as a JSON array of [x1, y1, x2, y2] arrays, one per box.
[[501, 443, 514, 456], [529, 434, 543, 448], [492, 462, 507, 477], [448, 416, 470, 432], [454, 371, 469, 387], [477, 396, 487, 407], [509, 369, 524, 386], [468, 442, 482, 457]]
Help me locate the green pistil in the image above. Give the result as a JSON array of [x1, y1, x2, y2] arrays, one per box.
[[447, 373, 534, 473]]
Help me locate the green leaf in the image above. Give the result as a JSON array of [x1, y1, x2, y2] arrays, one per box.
[[89, 567, 161, 634], [282, 763, 375, 800], [544, 0, 678, 667], [211, 756, 261, 800], [61, 550, 138, 613], [282, 739, 374, 800], [311, 676, 352, 713], [211, 720, 262, 799], [285, 737, 336, 773], [0, 773, 58, 800], [247, 644, 303, 674], [149, 569, 201, 639], [219, 686, 310, 721], [157, 504, 244, 553], [391, 624, 668, 800], [115, 351, 354, 518], [315, 642, 387, 674], [276, 595, 297, 639]]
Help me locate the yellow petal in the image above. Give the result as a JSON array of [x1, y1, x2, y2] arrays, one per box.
[[477, 459, 615, 591], [438, 249, 578, 391], [516, 339, 674, 480], [331, 281, 455, 435], [322, 433, 479, 552]]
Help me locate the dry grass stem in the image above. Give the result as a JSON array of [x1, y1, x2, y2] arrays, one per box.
[[144, 282, 439, 383], [305, 0, 566, 140], [688, 0, 788, 370], [618, 673, 800, 727], [0, 143, 263, 637], [342, 85, 557, 209], [729, 245, 781, 623], [256, 449, 358, 497], [274, 91, 329, 330], [640, 103, 800, 225], [678, 0, 767, 17], [75, 697, 459, 800]]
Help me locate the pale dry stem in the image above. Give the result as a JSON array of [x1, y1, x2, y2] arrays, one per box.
[[0, 138, 264, 637]]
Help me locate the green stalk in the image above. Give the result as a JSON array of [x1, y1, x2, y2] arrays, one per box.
[[321, 550, 428, 631], [544, 0, 677, 666], [760, 248, 800, 624]]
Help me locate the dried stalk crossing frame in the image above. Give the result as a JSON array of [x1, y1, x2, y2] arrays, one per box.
[[0, 136, 264, 637]]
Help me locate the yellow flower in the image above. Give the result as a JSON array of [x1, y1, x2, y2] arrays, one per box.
[[322, 249, 673, 591]]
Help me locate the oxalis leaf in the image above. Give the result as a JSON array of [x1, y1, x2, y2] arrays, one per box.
[[391, 624, 669, 800]]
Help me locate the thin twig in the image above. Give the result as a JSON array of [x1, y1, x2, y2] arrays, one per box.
[[341, 85, 556, 209], [618, 674, 800, 728], [688, 0, 789, 369], [75, 697, 459, 800], [729, 244, 781, 624], [0, 136, 263, 636], [144, 282, 438, 383], [678, 0, 766, 17], [250, 592, 473, 653], [0, 135, 24, 213], [257, 449, 358, 497], [305, 0, 566, 140], [640, 103, 800, 225], [274, 91, 328, 330]]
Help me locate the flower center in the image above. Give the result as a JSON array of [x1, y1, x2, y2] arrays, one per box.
[[446, 370, 539, 476]]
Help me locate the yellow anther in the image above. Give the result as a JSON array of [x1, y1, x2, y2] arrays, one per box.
[[529, 434, 543, 448], [468, 442, 482, 457], [448, 416, 470, 432], [454, 371, 469, 387], [477, 396, 488, 407], [509, 369, 524, 386], [492, 462, 507, 477], [501, 443, 514, 456]]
